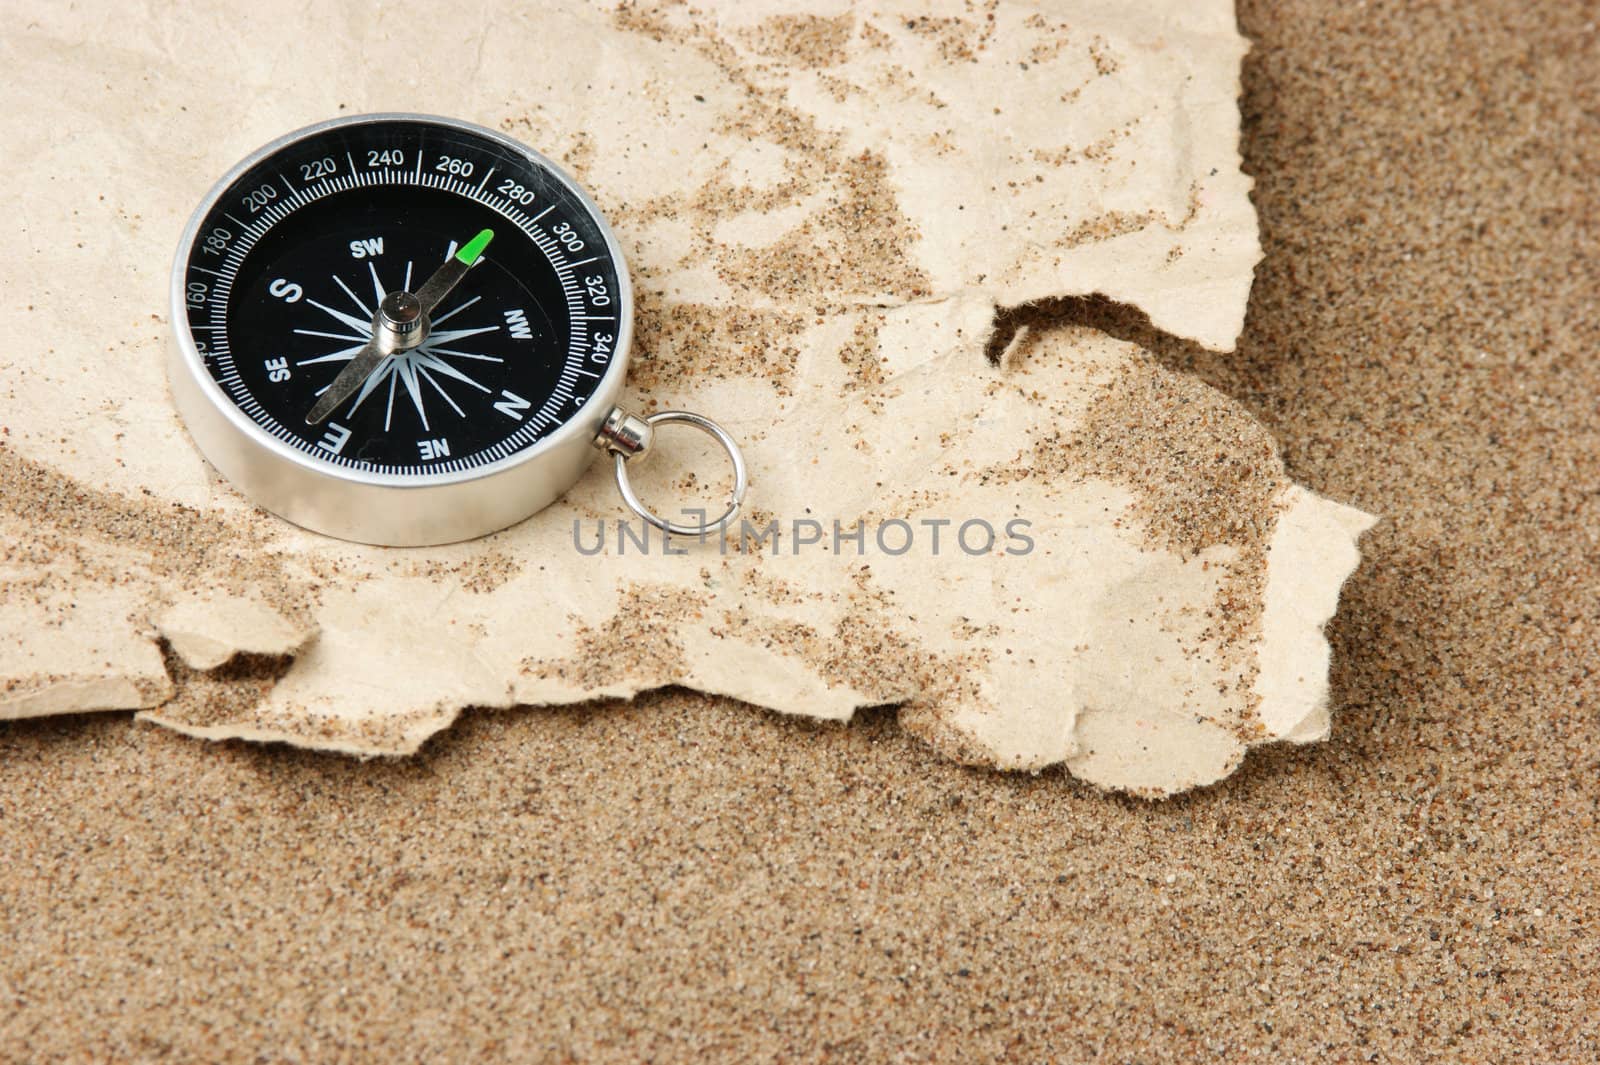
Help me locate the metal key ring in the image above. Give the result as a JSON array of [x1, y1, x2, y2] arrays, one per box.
[[603, 410, 747, 538]]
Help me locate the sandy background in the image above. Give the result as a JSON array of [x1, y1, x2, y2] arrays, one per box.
[[2, 1, 1596, 1060]]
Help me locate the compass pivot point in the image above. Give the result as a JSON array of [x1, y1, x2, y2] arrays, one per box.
[[378, 290, 425, 346]]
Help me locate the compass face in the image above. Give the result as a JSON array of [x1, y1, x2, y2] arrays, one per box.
[[177, 116, 628, 478]]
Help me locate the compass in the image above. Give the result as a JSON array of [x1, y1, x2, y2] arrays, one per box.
[[168, 113, 745, 546]]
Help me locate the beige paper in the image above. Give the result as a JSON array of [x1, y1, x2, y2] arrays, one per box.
[[0, 1, 1368, 795]]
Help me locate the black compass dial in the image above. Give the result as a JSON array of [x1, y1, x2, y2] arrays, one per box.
[[180, 118, 625, 477]]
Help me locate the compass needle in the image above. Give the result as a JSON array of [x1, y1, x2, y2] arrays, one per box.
[[411, 228, 493, 314], [305, 331, 392, 423], [348, 355, 396, 416], [307, 229, 492, 424]]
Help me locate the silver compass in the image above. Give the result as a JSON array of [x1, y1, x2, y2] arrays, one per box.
[[168, 113, 745, 546]]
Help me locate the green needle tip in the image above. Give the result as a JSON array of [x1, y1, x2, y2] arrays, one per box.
[[456, 228, 495, 265]]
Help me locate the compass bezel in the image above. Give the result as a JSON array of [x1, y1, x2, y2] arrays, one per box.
[[166, 113, 634, 545]]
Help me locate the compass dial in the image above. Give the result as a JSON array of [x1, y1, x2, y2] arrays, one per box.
[[177, 116, 627, 479]]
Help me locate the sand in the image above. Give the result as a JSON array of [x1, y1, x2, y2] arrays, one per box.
[[2, 1, 1597, 1060]]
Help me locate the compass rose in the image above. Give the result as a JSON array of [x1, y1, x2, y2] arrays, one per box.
[[296, 252, 502, 432]]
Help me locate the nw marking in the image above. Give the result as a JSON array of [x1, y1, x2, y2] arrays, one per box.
[[504, 308, 533, 339]]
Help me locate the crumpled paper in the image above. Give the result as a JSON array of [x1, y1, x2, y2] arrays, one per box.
[[0, 0, 1370, 795]]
